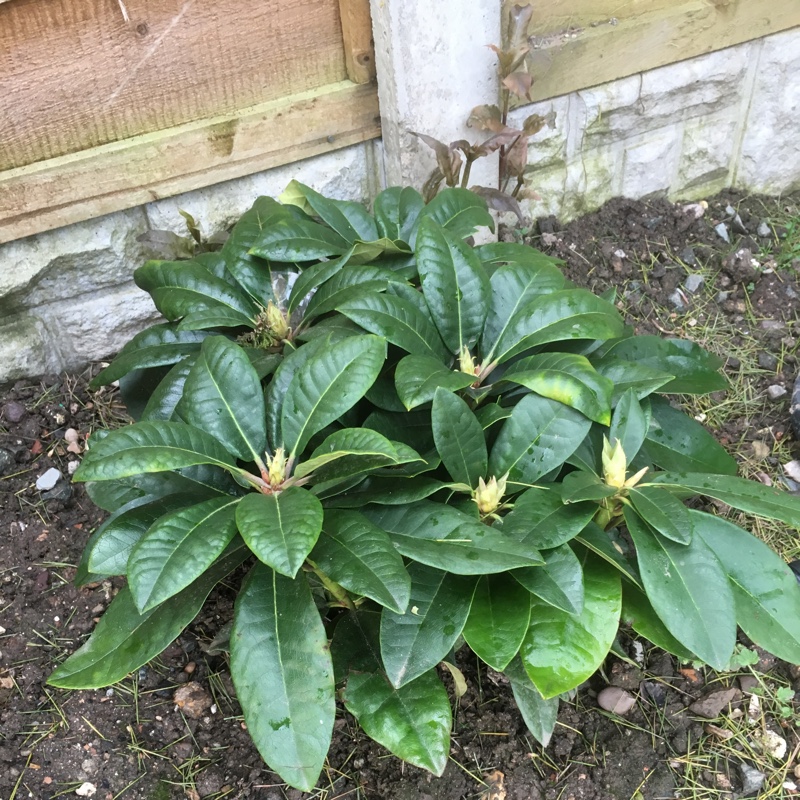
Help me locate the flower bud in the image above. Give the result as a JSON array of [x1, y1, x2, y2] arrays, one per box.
[[602, 436, 627, 489], [265, 301, 290, 341], [473, 474, 507, 516], [267, 447, 287, 487], [459, 345, 479, 377]]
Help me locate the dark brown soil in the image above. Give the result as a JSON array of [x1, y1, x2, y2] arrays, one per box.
[[2, 190, 799, 800]]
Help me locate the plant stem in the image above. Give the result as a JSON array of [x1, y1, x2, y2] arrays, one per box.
[[460, 156, 475, 189], [306, 561, 357, 612]]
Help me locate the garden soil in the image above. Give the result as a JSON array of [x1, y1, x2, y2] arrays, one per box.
[[1, 190, 799, 800]]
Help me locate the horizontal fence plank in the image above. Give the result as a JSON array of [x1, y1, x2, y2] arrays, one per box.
[[0, 81, 380, 244], [503, 0, 800, 104]]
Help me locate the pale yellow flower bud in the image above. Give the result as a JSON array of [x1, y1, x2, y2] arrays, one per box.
[[265, 301, 290, 341], [459, 345, 479, 377], [267, 447, 287, 487], [602, 436, 627, 489], [473, 474, 508, 516]]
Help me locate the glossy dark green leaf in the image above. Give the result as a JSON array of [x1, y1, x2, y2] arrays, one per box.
[[648, 472, 800, 527], [177, 306, 254, 331], [303, 265, 405, 320], [179, 337, 266, 462], [324, 476, 447, 507], [500, 486, 596, 549], [128, 496, 240, 612], [363, 501, 543, 574], [415, 188, 494, 242], [609, 389, 649, 464], [134, 260, 258, 322], [575, 522, 642, 588], [501, 353, 613, 425], [600, 336, 726, 394], [476, 242, 563, 269], [463, 574, 530, 670], [624, 507, 735, 670], [591, 357, 674, 405], [281, 334, 386, 458], [236, 487, 323, 577], [628, 486, 693, 544], [513, 544, 584, 615], [520, 555, 621, 698], [644, 398, 737, 475], [90, 325, 209, 388], [504, 655, 559, 747], [337, 292, 449, 360], [289, 182, 379, 243], [380, 563, 475, 687], [287, 248, 353, 314], [415, 218, 490, 353], [692, 510, 800, 663], [311, 510, 410, 613], [559, 470, 617, 503], [230, 565, 334, 792], [475, 403, 512, 430], [74, 421, 237, 482], [249, 218, 349, 262], [481, 262, 567, 361], [431, 388, 487, 487], [493, 289, 625, 364], [295, 428, 404, 479], [141, 355, 197, 422], [374, 186, 425, 243], [49, 543, 247, 689], [489, 394, 591, 485], [395, 354, 474, 409]]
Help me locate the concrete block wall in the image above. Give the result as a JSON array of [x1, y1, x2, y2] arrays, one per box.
[[1, 11, 799, 383]]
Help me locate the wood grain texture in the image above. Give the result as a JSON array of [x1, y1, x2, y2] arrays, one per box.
[[0, 81, 380, 244], [338, 0, 376, 84], [0, 0, 348, 169], [502, 0, 800, 104]]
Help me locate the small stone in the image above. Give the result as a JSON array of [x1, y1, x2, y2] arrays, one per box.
[[2, 401, 27, 423], [68, 460, 80, 475], [680, 246, 699, 267], [684, 273, 705, 293], [767, 384, 787, 400], [757, 221, 771, 238], [751, 441, 770, 460], [597, 686, 636, 715], [669, 289, 689, 311], [739, 763, 765, 795], [184, 661, 196, 674], [43, 482, 72, 502], [752, 729, 787, 759], [64, 428, 79, 444], [0, 448, 15, 475], [739, 675, 759, 694], [75, 783, 96, 797], [689, 687, 742, 718], [174, 682, 212, 719], [715, 222, 731, 243], [758, 351, 778, 371], [716, 291, 729, 303], [36, 468, 62, 491]]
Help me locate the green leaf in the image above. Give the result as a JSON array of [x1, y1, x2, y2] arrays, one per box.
[[628, 486, 693, 544], [415, 188, 494, 242], [513, 544, 585, 615], [691, 511, 800, 663], [600, 336, 726, 394], [475, 403, 512, 430], [90, 325, 209, 388], [281, 334, 386, 458], [520, 555, 621, 698], [134, 260, 258, 322], [621, 584, 697, 661], [311, 510, 411, 613], [576, 522, 642, 588], [624, 507, 735, 669], [250, 219, 350, 262], [431, 388, 487, 487], [87, 495, 194, 576], [591, 357, 674, 405], [231, 565, 334, 792], [287, 247, 353, 314], [493, 289, 625, 365], [344, 670, 450, 776], [504, 656, 559, 747], [489, 394, 591, 485], [476, 242, 563, 270], [128, 496, 240, 612], [295, 428, 404, 479], [644, 398, 737, 475], [177, 306, 254, 331], [380, 563, 475, 687], [463, 574, 530, 670], [49, 543, 247, 689], [609, 389, 650, 463], [499, 486, 596, 549], [141, 355, 197, 422], [236, 488, 323, 577], [648, 472, 800, 527], [415, 218, 491, 353], [395, 354, 475, 410], [324, 476, 446, 507], [74, 421, 237, 482], [288, 182, 379, 243], [337, 292, 449, 360], [303, 265, 405, 321], [501, 353, 613, 425], [559, 471, 617, 503], [480, 262, 567, 361], [374, 186, 424, 243], [363, 501, 544, 574], [179, 337, 266, 463]]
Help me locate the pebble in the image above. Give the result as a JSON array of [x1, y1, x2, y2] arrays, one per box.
[[668, 289, 689, 312], [2, 401, 26, 423], [716, 291, 729, 303], [0, 448, 15, 475], [715, 222, 731, 243], [758, 351, 778, 371], [68, 460, 80, 475], [739, 763, 765, 795], [75, 783, 96, 797], [680, 246, 699, 266], [43, 482, 72, 502], [174, 682, 212, 719], [757, 221, 772, 237], [752, 728, 787, 759], [35, 468, 62, 491], [684, 273, 705, 293], [689, 687, 742, 718], [597, 686, 637, 715], [767, 384, 787, 400]]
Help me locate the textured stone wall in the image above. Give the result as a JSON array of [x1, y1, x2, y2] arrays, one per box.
[[1, 27, 799, 383]]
